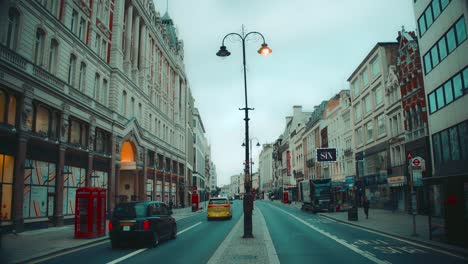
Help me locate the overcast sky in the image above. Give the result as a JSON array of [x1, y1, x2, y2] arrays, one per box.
[[153, 0, 416, 186]]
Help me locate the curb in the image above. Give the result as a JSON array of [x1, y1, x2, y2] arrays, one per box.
[[318, 213, 468, 259], [17, 237, 109, 264]]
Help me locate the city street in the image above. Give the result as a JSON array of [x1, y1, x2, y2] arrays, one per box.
[[24, 200, 466, 264]]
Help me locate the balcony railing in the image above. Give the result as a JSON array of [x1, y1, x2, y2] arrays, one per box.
[[0, 44, 27, 70], [405, 126, 427, 142]]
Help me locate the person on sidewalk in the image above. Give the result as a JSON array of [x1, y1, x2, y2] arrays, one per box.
[[363, 196, 370, 219]]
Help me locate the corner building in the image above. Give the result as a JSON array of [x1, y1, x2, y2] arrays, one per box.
[[413, 0, 468, 247], [0, 0, 190, 231]]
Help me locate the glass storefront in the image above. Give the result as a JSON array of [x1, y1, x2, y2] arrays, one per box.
[[23, 159, 56, 218], [147, 179, 154, 201], [63, 166, 86, 215], [0, 154, 14, 220]]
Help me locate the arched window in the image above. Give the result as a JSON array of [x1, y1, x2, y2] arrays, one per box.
[[130, 97, 135, 117], [78, 62, 86, 91], [122, 91, 127, 115], [101, 79, 108, 106], [34, 28, 46, 65], [138, 103, 142, 120], [149, 114, 152, 131], [48, 39, 59, 74], [155, 118, 157, 134], [68, 54, 76, 85], [6, 8, 20, 50], [94, 73, 100, 100]]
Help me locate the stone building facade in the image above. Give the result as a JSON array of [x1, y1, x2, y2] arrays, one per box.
[[0, 0, 194, 231]]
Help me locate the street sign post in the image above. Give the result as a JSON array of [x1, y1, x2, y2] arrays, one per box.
[[409, 156, 425, 237]]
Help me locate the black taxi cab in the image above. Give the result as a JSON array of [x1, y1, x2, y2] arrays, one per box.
[[109, 201, 176, 248]]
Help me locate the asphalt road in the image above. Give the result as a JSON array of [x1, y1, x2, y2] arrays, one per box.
[[34, 200, 466, 264], [36, 201, 243, 264], [257, 201, 466, 264]]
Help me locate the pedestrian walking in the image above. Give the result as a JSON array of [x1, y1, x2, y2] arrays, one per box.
[[363, 196, 370, 219]]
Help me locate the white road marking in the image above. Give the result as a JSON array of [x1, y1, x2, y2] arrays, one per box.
[[270, 205, 391, 264], [324, 215, 467, 260], [106, 248, 147, 264], [177, 221, 202, 235], [106, 221, 203, 264]]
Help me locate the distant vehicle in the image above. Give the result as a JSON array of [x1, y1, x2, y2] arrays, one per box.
[[109, 201, 177, 249], [300, 178, 334, 213], [207, 197, 232, 221], [234, 194, 240, 200]]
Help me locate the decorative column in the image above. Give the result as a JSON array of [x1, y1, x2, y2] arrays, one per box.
[[161, 156, 165, 202], [109, 135, 117, 212], [86, 119, 96, 186], [13, 132, 28, 232], [124, 4, 133, 72], [139, 24, 147, 82], [54, 143, 66, 226], [141, 147, 147, 201]]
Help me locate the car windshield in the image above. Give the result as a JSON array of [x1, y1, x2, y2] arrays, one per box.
[[113, 203, 146, 219], [209, 199, 228, 205]]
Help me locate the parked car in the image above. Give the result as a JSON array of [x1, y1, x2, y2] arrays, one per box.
[[207, 197, 232, 221], [109, 201, 177, 249]]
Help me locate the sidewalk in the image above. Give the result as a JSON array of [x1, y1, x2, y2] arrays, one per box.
[[0, 206, 202, 264], [207, 207, 279, 264], [319, 208, 468, 258]]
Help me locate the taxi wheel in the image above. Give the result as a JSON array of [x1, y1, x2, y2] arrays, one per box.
[[229, 215, 232, 220], [150, 232, 160, 248], [207, 217, 211, 221]]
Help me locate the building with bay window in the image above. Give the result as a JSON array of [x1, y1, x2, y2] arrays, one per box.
[[0, 0, 194, 232]]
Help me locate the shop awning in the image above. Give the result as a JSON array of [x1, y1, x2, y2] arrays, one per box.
[[387, 176, 406, 187]]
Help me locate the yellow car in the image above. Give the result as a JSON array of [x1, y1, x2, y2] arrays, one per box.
[[207, 197, 232, 220]]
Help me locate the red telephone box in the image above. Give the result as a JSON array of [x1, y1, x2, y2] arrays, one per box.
[[75, 187, 106, 238], [283, 191, 289, 204], [191, 186, 199, 211]]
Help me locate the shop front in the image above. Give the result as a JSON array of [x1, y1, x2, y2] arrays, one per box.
[[387, 176, 407, 212]]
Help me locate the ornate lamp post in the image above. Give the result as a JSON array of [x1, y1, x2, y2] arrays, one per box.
[[216, 27, 271, 238]]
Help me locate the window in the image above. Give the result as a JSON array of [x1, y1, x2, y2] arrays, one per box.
[[433, 133, 442, 165], [424, 53, 432, 74], [0, 154, 14, 220], [355, 102, 361, 121], [446, 28, 456, 53], [68, 54, 76, 86], [459, 122, 468, 160], [6, 8, 20, 50], [70, 10, 78, 33], [430, 45, 439, 66], [432, 0, 441, 18], [48, 39, 59, 74], [101, 79, 108, 106], [364, 95, 371, 114], [371, 57, 380, 77], [23, 160, 56, 218], [35, 105, 50, 135], [444, 80, 454, 104], [455, 17, 467, 45], [453, 73, 463, 98], [69, 118, 88, 146], [356, 127, 363, 146], [0, 91, 5, 123], [436, 88, 445, 110], [441, 130, 450, 162], [95, 128, 110, 154], [149, 114, 152, 131], [78, 62, 86, 92], [438, 38, 448, 60], [131, 97, 135, 117], [78, 18, 86, 41], [352, 81, 359, 98], [138, 103, 142, 120], [95, 33, 101, 54], [34, 28, 46, 65], [440, 0, 449, 9], [464, 68, 468, 89], [122, 91, 127, 115], [366, 121, 373, 143], [361, 69, 368, 88], [101, 39, 107, 60], [94, 73, 100, 100], [377, 114, 385, 136], [375, 85, 383, 106], [418, 16, 427, 36], [425, 6, 434, 29], [449, 127, 460, 160]]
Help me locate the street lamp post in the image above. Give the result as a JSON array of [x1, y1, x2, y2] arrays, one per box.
[[217, 27, 271, 238], [243, 138, 261, 194]]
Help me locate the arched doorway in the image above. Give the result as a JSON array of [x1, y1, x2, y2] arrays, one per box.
[[119, 141, 138, 202]]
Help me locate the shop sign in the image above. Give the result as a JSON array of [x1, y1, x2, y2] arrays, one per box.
[[412, 169, 423, 187], [316, 148, 337, 162], [387, 176, 406, 187], [345, 176, 355, 188]]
